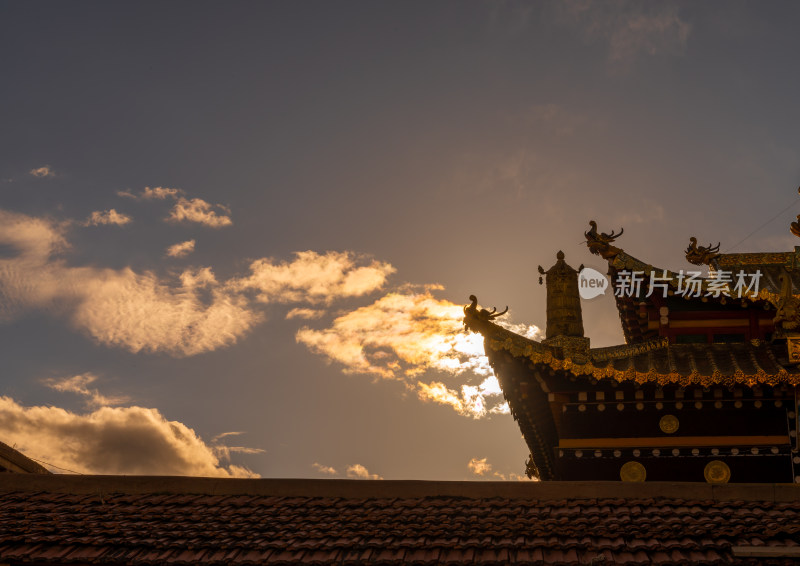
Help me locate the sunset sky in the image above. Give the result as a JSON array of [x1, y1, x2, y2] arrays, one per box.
[[2, 1, 799, 480]]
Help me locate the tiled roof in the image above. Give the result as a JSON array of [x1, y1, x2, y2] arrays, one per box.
[[471, 316, 800, 387], [1, 476, 799, 565]]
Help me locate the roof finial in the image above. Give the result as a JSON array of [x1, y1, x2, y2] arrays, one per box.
[[584, 220, 624, 260], [685, 237, 720, 266]]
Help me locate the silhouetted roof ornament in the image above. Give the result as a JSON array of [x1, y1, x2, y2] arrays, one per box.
[[463, 295, 507, 332], [584, 220, 623, 260], [685, 237, 721, 266]]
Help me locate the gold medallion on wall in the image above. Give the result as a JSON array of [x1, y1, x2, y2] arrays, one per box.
[[704, 460, 731, 484], [620, 461, 646, 482], [659, 414, 679, 434]]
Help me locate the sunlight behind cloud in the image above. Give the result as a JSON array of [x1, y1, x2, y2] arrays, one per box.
[[296, 289, 541, 418]]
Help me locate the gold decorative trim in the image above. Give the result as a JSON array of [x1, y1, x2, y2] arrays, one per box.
[[487, 335, 797, 387], [620, 461, 646, 482], [704, 460, 731, 484], [659, 415, 679, 434]]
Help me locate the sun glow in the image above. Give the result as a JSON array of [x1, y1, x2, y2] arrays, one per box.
[[296, 289, 542, 418]]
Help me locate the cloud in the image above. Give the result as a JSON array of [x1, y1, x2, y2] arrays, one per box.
[[312, 462, 338, 475], [71, 267, 260, 356], [83, 209, 132, 227], [0, 209, 401, 357], [167, 197, 232, 227], [417, 376, 511, 419], [296, 289, 539, 379], [0, 395, 257, 477], [43, 373, 129, 408], [0, 209, 261, 355], [117, 188, 231, 228], [286, 307, 326, 320], [558, 0, 691, 70], [211, 431, 245, 442], [29, 165, 55, 178], [468, 457, 492, 476], [296, 289, 539, 418], [229, 251, 395, 304], [346, 463, 382, 480], [468, 456, 533, 481], [118, 186, 182, 200], [165, 239, 196, 258]]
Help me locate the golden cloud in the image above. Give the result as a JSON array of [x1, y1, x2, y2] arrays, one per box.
[[29, 165, 55, 178], [83, 209, 133, 227], [346, 463, 382, 480], [0, 396, 257, 477], [312, 462, 338, 475], [230, 251, 395, 304], [43, 373, 129, 408], [468, 456, 533, 481], [118, 186, 182, 200], [286, 307, 326, 320], [165, 239, 196, 258], [468, 457, 492, 475], [296, 289, 540, 418], [167, 197, 232, 227], [0, 210, 399, 356]]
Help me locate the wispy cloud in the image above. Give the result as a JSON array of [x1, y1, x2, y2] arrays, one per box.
[[558, 0, 691, 71], [0, 209, 259, 355], [117, 186, 182, 200], [116, 187, 231, 227], [167, 197, 232, 227], [312, 462, 338, 475], [286, 307, 326, 320], [0, 395, 257, 477], [29, 165, 55, 178], [346, 463, 382, 480], [165, 239, 196, 258], [83, 209, 132, 227], [229, 251, 395, 304], [43, 373, 129, 408], [0, 209, 399, 357]]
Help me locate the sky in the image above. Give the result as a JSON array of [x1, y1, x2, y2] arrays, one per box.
[[1, 1, 799, 481]]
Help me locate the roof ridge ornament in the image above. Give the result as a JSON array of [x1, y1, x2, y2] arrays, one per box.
[[685, 237, 721, 266], [790, 214, 800, 239], [463, 295, 508, 332], [585, 220, 624, 260]]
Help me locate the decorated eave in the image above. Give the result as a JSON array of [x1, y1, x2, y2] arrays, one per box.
[[463, 302, 800, 481], [585, 221, 800, 345], [464, 314, 800, 390]]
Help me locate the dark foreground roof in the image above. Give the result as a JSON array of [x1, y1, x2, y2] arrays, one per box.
[[1, 476, 799, 565], [0, 440, 50, 474]]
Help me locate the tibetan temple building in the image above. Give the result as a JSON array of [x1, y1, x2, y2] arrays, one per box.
[[464, 221, 800, 484]]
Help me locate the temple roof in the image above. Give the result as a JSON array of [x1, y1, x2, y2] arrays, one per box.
[[1, 475, 799, 565], [468, 316, 800, 388]]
